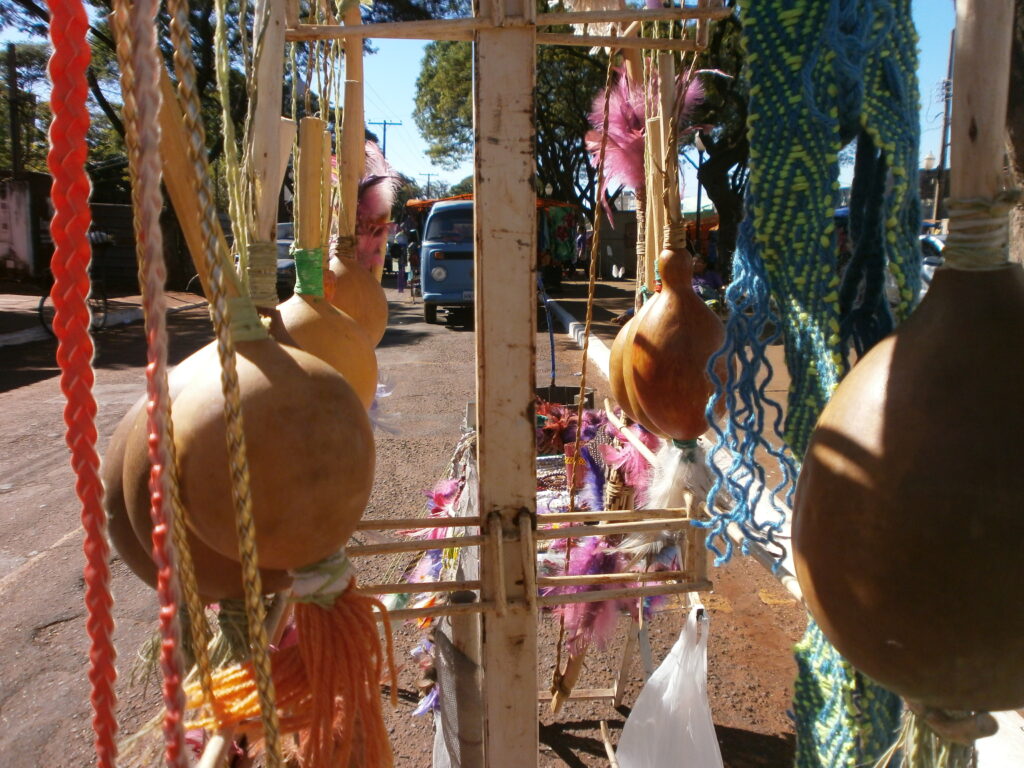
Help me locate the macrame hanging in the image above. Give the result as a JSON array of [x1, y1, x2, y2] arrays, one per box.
[[701, 1, 922, 766]]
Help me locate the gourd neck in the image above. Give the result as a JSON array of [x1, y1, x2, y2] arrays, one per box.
[[658, 223, 693, 289]]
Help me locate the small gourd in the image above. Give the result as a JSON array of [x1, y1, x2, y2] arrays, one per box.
[[629, 229, 725, 440], [328, 255, 389, 347]]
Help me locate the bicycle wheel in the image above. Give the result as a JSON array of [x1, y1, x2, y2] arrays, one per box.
[[38, 292, 56, 337], [89, 280, 108, 331]]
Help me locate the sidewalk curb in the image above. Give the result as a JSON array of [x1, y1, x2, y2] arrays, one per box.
[[540, 289, 611, 380], [0, 300, 206, 349]]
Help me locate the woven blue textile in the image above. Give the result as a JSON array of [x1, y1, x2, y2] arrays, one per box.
[[700, 1, 922, 765]]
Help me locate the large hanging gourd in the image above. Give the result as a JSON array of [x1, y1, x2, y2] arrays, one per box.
[[278, 117, 378, 408], [328, 254, 389, 346], [793, 0, 1024, 714]]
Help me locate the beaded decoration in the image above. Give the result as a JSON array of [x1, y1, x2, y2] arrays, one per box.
[[701, 1, 922, 765]]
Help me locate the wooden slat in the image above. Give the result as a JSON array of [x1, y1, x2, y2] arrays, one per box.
[[537, 687, 615, 702], [284, 6, 731, 41], [355, 515, 483, 530], [537, 569, 698, 587], [538, 33, 700, 51], [539, 507, 686, 523], [358, 579, 482, 595], [534, 517, 692, 540], [539, 580, 712, 607], [339, 5, 364, 243], [475, 0, 539, 761], [373, 600, 494, 623], [347, 534, 485, 557]]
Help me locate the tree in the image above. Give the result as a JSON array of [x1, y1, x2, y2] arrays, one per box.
[[1, 42, 50, 173], [688, 6, 747, 277], [449, 175, 473, 196], [413, 2, 608, 216]]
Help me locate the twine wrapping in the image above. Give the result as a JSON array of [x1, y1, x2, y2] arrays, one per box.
[[941, 190, 1022, 271], [293, 247, 325, 298], [248, 240, 280, 307]]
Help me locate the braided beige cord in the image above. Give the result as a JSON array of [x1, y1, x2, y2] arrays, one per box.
[[165, 1, 282, 765], [110, 0, 215, 716], [127, 0, 191, 762], [213, 0, 251, 287]]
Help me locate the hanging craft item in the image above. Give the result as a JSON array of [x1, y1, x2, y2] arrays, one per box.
[[278, 118, 379, 408], [794, 4, 1022, 762], [327, 142, 397, 347], [701, 1, 922, 766]]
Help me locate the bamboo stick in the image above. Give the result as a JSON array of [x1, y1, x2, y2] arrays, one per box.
[[534, 517, 692, 541], [645, 116, 664, 285], [600, 721, 621, 768], [950, 0, 1015, 198], [538, 33, 699, 51], [695, 0, 712, 49], [297, 117, 325, 249], [725, 522, 803, 604], [540, 6, 732, 25], [156, 71, 238, 299], [519, 513, 538, 610], [539, 507, 686, 524], [604, 398, 659, 465], [489, 521, 508, 617], [658, 51, 680, 228], [372, 600, 494, 623], [355, 516, 483, 530], [538, 569, 697, 587], [357, 579, 482, 596], [339, 5, 364, 244], [321, 129, 332, 251], [250, 0, 287, 243], [538, 579, 712, 607], [347, 534, 486, 557], [537, 687, 615, 702]]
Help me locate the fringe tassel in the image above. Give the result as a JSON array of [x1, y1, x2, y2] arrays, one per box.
[[186, 584, 397, 767]]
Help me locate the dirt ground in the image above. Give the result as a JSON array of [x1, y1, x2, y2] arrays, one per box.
[[0, 279, 806, 767]]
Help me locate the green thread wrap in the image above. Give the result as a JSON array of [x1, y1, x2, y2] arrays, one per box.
[[290, 551, 353, 609], [222, 296, 268, 342], [293, 247, 325, 298]]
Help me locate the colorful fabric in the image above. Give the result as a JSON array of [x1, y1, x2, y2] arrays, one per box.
[[700, 1, 922, 765]]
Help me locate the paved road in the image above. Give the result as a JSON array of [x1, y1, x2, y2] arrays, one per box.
[[0, 281, 805, 767]]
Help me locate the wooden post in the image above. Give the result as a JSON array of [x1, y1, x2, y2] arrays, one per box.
[[474, 0, 539, 762]]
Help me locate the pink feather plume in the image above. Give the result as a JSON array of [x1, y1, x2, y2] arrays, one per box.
[[585, 68, 647, 194], [356, 141, 402, 271]]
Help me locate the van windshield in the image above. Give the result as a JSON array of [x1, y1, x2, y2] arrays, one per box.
[[425, 209, 473, 244]]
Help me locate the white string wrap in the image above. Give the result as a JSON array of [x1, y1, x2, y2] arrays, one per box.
[[941, 190, 1022, 271], [290, 551, 354, 607], [128, 0, 189, 764], [248, 240, 279, 308]]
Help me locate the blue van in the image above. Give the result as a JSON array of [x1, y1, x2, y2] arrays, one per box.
[[419, 199, 474, 323]]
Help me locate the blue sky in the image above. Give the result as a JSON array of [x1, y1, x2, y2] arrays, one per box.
[[362, 2, 957, 192], [3, 3, 957, 191]]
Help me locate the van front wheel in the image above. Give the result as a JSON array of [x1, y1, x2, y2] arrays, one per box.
[[424, 304, 438, 324]]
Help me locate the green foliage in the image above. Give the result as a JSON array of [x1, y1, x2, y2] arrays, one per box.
[[449, 175, 473, 196], [413, 40, 473, 170], [412, 21, 607, 214], [0, 42, 51, 173]]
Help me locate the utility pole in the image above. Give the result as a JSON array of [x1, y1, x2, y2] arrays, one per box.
[[933, 28, 955, 222], [421, 172, 436, 197], [7, 44, 22, 177], [367, 119, 402, 157]]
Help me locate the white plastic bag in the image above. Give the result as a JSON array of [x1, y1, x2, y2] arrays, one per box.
[[616, 606, 724, 768]]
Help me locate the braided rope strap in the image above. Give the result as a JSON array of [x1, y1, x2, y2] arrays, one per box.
[[165, 0, 281, 763], [45, 1, 118, 765], [125, 0, 191, 762], [185, 552, 399, 767]]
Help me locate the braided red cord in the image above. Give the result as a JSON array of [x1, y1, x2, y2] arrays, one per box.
[[46, 0, 118, 765]]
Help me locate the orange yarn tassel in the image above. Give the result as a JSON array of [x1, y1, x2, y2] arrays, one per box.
[[186, 555, 397, 767]]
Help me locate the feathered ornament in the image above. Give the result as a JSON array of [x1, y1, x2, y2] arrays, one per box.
[[355, 141, 402, 271], [600, 419, 659, 507]]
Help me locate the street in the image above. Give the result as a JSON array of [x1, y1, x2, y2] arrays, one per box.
[[0, 281, 805, 767]]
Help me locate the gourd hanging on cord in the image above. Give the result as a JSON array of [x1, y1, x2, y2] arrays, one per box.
[[793, 0, 1023, 728], [278, 117, 378, 408], [328, 253, 389, 346]]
